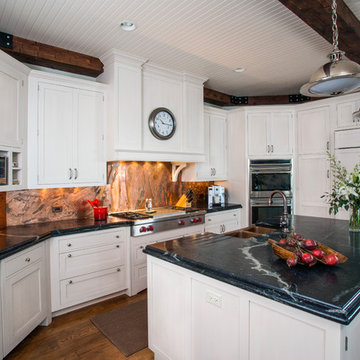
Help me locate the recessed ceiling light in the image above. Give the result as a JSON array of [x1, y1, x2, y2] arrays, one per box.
[[120, 21, 136, 31], [233, 67, 246, 73]]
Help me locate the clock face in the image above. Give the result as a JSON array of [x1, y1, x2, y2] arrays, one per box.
[[149, 108, 176, 140]]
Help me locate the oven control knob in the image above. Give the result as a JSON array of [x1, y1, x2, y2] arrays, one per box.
[[178, 220, 185, 226], [147, 225, 154, 231], [140, 226, 147, 233], [197, 217, 202, 223], [191, 218, 197, 223]]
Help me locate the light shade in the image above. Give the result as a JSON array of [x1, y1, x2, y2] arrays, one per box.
[[300, 59, 360, 97]]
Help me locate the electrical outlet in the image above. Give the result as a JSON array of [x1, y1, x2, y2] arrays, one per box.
[[52, 206, 63, 213], [206, 291, 223, 308]]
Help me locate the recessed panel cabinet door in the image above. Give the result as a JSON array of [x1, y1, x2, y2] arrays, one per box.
[[247, 113, 269, 156], [269, 112, 293, 155], [75, 90, 105, 184], [38, 83, 73, 185], [209, 114, 227, 180]]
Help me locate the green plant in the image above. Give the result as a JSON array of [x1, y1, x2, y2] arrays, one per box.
[[321, 152, 360, 230]]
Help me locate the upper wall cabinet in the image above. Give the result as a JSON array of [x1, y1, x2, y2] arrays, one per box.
[[247, 108, 294, 157], [335, 93, 360, 129], [182, 106, 227, 181], [27, 71, 106, 189], [98, 50, 206, 162], [296, 105, 330, 155]]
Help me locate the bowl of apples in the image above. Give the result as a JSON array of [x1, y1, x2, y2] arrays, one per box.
[[268, 233, 348, 267]]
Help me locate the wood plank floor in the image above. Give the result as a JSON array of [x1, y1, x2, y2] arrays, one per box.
[[5, 291, 154, 360]]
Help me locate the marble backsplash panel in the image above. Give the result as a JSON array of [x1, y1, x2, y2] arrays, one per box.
[[6, 161, 211, 226]]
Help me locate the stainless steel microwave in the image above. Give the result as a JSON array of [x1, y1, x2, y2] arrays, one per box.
[[0, 155, 8, 185]]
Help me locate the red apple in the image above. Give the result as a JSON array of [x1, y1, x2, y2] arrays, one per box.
[[302, 238, 318, 250], [312, 249, 324, 259], [286, 257, 298, 267], [325, 254, 339, 266], [301, 253, 314, 264], [279, 239, 287, 245], [294, 233, 303, 240]]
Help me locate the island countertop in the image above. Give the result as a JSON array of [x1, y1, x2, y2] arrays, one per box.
[[144, 215, 360, 325]]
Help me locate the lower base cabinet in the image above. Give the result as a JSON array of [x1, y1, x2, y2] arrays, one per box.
[[205, 209, 241, 234], [148, 256, 359, 360], [1, 242, 49, 357], [50, 227, 129, 312]]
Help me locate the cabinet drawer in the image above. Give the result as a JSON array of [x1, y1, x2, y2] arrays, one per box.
[[4, 243, 44, 278], [60, 266, 126, 309], [59, 242, 125, 279], [59, 228, 128, 253], [206, 210, 240, 225]]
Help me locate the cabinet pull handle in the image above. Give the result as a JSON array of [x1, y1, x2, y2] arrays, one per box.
[[223, 224, 226, 233], [214, 168, 216, 175], [140, 246, 144, 249], [271, 145, 274, 153], [208, 218, 211, 222], [327, 169, 330, 178], [25, 257, 30, 262], [74, 168, 78, 180], [116, 235, 120, 239], [68, 280, 73, 284], [233, 213, 236, 216], [67, 243, 72, 247], [69, 168, 73, 180], [326, 141, 330, 150], [117, 268, 121, 272], [68, 254, 72, 258], [116, 245, 120, 248], [267, 145, 270, 153]]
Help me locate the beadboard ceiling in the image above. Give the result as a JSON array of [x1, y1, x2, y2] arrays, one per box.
[[0, 0, 359, 96]]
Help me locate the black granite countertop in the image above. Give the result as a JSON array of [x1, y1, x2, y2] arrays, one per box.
[[0, 217, 132, 260], [144, 215, 360, 325], [0, 203, 242, 260]]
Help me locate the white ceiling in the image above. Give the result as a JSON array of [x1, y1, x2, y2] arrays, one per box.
[[0, 0, 359, 96]]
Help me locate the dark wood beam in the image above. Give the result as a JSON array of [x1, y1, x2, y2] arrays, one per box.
[[0, 34, 103, 77], [277, 0, 360, 64], [204, 87, 316, 107]]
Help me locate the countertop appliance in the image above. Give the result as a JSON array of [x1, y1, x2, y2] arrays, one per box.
[[0, 155, 8, 186], [109, 206, 206, 236], [249, 159, 293, 224], [208, 185, 225, 208]]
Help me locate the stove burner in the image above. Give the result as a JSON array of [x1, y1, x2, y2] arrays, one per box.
[[110, 211, 152, 220]]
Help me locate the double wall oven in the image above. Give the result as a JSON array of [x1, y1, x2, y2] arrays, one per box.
[[249, 159, 293, 224]]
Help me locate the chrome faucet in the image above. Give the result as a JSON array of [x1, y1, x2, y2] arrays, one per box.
[[268, 190, 289, 233]]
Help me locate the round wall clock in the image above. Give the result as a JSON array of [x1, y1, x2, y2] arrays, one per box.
[[148, 107, 176, 140]]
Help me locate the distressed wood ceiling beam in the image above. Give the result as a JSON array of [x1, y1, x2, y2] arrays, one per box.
[[277, 0, 360, 64], [0, 34, 103, 77]]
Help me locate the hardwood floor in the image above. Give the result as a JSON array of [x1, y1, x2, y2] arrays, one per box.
[[5, 291, 154, 360]]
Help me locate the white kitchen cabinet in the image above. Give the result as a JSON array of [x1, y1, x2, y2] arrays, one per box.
[[296, 105, 330, 155], [130, 224, 204, 296], [148, 255, 355, 360], [182, 106, 227, 181], [247, 110, 294, 157], [27, 71, 106, 188], [295, 154, 330, 217], [50, 227, 129, 313], [205, 209, 241, 234], [336, 95, 360, 129], [1, 242, 49, 356]]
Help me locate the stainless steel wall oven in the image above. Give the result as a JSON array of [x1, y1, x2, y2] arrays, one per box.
[[249, 159, 293, 224]]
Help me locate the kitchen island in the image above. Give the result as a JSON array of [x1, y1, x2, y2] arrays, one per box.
[[144, 215, 360, 360]]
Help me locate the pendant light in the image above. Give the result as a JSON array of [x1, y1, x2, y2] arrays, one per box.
[[300, 0, 360, 97]]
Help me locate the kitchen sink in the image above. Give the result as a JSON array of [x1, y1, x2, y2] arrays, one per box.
[[225, 225, 275, 239]]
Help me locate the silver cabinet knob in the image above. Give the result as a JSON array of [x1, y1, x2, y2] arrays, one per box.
[[117, 268, 121, 272], [68, 254, 72, 258], [69, 280, 73, 284], [140, 246, 144, 249], [116, 245, 120, 248], [67, 243, 72, 247], [25, 257, 30, 262], [116, 235, 120, 239]]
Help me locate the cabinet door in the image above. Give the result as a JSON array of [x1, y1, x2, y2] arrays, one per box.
[[0, 68, 23, 147], [336, 100, 360, 128], [247, 112, 269, 156], [75, 89, 105, 184], [295, 155, 330, 217], [297, 106, 330, 155], [209, 113, 227, 180], [38, 83, 74, 185], [268, 112, 293, 156], [195, 112, 212, 179], [2, 251, 46, 356]]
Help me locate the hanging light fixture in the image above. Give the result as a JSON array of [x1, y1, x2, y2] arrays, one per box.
[[300, 0, 360, 97]]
